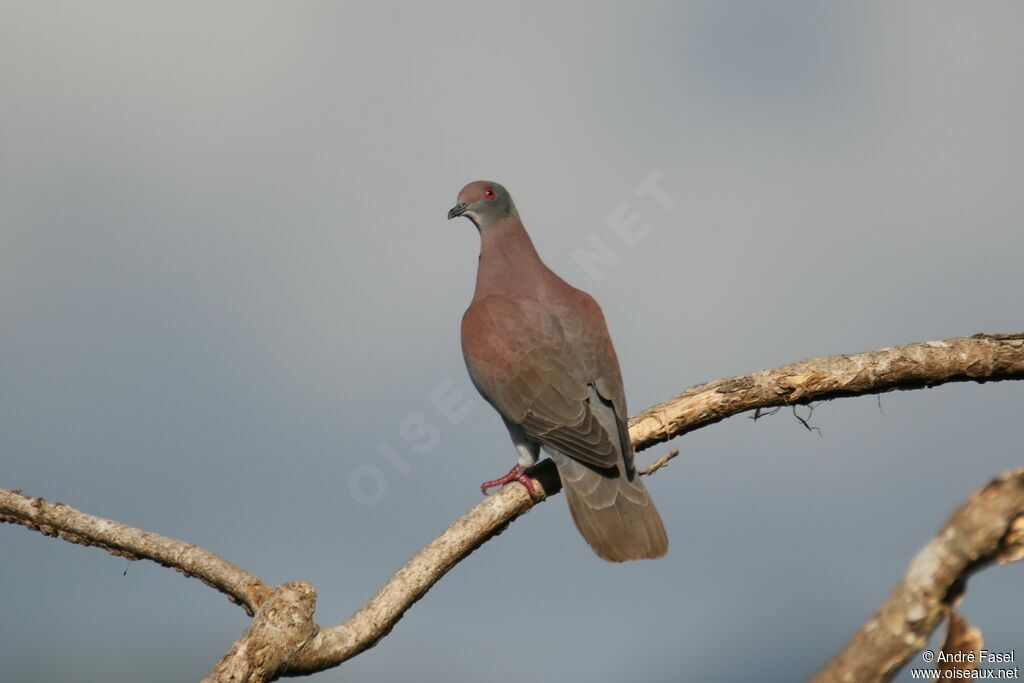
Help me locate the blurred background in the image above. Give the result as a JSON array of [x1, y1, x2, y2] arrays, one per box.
[[1, 2, 1021, 681]]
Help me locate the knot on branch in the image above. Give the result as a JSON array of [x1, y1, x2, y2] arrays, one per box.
[[203, 581, 318, 683]]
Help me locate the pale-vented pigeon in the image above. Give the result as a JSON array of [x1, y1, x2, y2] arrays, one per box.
[[448, 180, 668, 562]]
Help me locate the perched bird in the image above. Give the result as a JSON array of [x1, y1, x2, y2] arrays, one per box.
[[449, 180, 668, 561]]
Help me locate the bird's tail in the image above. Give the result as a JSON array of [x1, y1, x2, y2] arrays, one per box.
[[549, 450, 668, 562]]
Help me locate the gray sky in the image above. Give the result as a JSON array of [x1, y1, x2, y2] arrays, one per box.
[[1, 2, 1022, 681]]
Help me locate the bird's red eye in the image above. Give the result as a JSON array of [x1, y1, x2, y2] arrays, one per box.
[[483, 187, 496, 201]]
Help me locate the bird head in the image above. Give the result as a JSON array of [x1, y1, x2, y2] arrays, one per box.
[[448, 181, 517, 229]]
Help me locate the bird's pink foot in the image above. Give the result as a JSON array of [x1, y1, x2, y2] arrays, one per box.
[[480, 464, 538, 498]]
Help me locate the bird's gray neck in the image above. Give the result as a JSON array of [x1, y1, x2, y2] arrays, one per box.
[[474, 218, 547, 300]]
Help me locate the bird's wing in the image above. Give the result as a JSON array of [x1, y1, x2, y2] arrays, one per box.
[[461, 294, 627, 470]]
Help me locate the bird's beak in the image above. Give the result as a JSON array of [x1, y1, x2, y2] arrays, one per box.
[[447, 202, 469, 220]]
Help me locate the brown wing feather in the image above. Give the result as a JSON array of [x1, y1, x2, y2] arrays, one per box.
[[462, 295, 620, 470]]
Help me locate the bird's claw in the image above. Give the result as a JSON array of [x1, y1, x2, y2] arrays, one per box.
[[480, 464, 539, 499]]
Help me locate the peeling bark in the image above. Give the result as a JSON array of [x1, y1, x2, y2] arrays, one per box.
[[203, 582, 318, 683], [629, 333, 1024, 451]]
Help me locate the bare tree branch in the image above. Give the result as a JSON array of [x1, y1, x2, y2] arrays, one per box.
[[628, 332, 1024, 451], [637, 447, 680, 476], [203, 581, 317, 683], [808, 468, 1024, 683], [0, 489, 271, 615], [2, 331, 1023, 681]]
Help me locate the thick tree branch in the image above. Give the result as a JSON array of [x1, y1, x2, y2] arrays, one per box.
[[0, 490, 271, 616], [629, 332, 1024, 452], [2, 332, 1022, 681], [808, 468, 1024, 683], [203, 581, 318, 683]]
